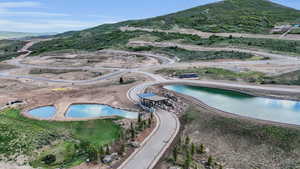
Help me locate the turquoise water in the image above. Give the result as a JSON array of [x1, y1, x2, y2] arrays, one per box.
[[164, 85, 300, 125], [27, 106, 56, 118], [66, 104, 138, 119]]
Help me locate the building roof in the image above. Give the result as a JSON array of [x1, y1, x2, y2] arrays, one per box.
[[138, 93, 168, 102]]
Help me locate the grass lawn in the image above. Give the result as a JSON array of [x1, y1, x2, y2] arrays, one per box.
[[0, 108, 121, 168]]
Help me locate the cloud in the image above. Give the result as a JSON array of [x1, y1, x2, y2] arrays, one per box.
[[0, 1, 69, 17], [0, 1, 40, 8], [0, 10, 70, 17], [0, 1, 122, 32], [0, 19, 116, 32]]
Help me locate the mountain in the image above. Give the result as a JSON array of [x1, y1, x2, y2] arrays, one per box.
[[0, 31, 57, 40], [29, 0, 300, 55], [127, 0, 300, 33]]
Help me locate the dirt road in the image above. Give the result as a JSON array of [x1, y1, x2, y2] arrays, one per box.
[[121, 26, 300, 41]]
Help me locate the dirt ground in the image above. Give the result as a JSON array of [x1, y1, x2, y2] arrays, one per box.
[[22, 50, 159, 69], [0, 72, 150, 120], [8, 67, 110, 81]]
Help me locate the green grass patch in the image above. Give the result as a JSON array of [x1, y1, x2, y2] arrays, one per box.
[[0, 108, 121, 168], [0, 40, 26, 61], [157, 67, 266, 83], [128, 46, 253, 61]]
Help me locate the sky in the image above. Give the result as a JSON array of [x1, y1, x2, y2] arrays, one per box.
[[0, 0, 299, 33]]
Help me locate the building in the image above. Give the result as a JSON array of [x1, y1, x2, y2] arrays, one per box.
[[138, 93, 169, 109]]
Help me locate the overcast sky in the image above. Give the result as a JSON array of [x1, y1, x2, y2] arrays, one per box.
[[0, 0, 299, 33]]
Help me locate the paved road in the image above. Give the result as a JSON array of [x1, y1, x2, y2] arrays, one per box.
[[120, 82, 179, 169]]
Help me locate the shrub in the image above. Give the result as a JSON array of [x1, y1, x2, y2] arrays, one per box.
[[41, 154, 56, 165]]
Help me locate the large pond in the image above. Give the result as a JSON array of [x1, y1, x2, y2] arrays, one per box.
[[164, 85, 300, 125], [27, 106, 56, 118], [65, 104, 138, 119]]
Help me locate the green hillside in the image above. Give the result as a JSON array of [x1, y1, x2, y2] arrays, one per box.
[[0, 40, 26, 61], [128, 0, 300, 33], [29, 0, 300, 55]]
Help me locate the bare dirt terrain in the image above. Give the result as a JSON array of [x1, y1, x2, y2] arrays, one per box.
[[129, 40, 300, 76], [21, 50, 159, 69], [0, 73, 149, 116]]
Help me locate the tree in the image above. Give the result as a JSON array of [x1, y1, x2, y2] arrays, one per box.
[[198, 144, 205, 154], [191, 143, 195, 157], [105, 144, 110, 155], [138, 113, 142, 123], [207, 156, 213, 166], [178, 137, 182, 146], [150, 112, 154, 121], [184, 150, 192, 169], [119, 77, 124, 84], [172, 146, 178, 163], [185, 136, 190, 146], [42, 154, 56, 165], [148, 118, 152, 127], [119, 143, 126, 156], [131, 128, 136, 141], [99, 146, 104, 158], [87, 145, 98, 163]]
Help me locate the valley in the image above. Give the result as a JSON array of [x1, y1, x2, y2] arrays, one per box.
[[1, 0, 300, 169]]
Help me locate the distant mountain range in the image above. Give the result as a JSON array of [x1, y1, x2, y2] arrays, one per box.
[[0, 31, 57, 40]]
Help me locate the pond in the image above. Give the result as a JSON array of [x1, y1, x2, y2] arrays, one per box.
[[65, 104, 138, 119], [27, 106, 56, 119], [164, 85, 300, 125]]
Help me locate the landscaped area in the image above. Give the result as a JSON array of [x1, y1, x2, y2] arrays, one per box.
[[0, 108, 121, 168]]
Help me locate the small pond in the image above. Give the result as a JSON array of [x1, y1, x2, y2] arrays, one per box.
[[165, 85, 300, 125], [27, 106, 56, 119], [65, 104, 138, 119]]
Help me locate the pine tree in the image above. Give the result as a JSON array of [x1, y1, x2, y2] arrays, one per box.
[[185, 136, 190, 146], [119, 77, 124, 84], [148, 118, 152, 127], [105, 144, 110, 155], [138, 113, 142, 123], [119, 144, 126, 156], [184, 149, 192, 169], [173, 146, 178, 163], [191, 143, 195, 157], [99, 146, 104, 158], [150, 112, 154, 120], [87, 145, 98, 163], [207, 156, 213, 166], [198, 144, 205, 154]]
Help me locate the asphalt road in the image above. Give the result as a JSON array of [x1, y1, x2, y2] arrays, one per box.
[[120, 82, 179, 169]]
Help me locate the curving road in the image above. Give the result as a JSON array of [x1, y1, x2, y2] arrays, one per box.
[[119, 81, 179, 169]]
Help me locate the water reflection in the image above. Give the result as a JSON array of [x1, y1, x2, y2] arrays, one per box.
[[165, 85, 300, 125], [66, 104, 138, 119]]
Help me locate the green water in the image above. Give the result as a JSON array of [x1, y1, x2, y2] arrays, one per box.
[[164, 85, 300, 125]]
